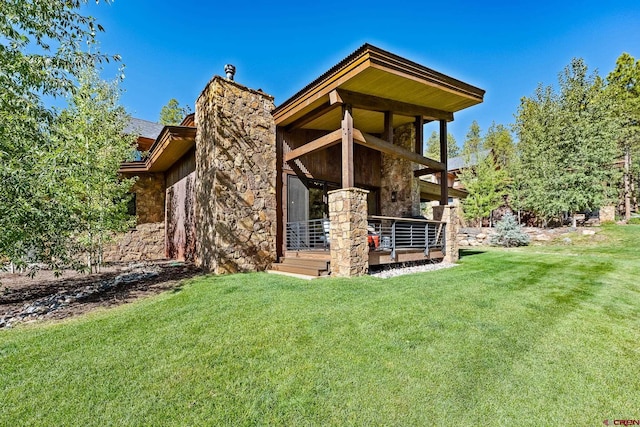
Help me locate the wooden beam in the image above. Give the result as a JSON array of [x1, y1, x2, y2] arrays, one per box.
[[331, 89, 454, 122], [413, 167, 440, 177], [342, 106, 354, 188], [415, 116, 424, 155], [284, 101, 340, 131], [284, 129, 342, 162], [439, 120, 448, 205], [353, 129, 445, 171]]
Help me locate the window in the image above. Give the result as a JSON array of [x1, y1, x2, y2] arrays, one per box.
[[127, 193, 137, 216]]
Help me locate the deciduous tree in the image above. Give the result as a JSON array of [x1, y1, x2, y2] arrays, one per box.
[[56, 66, 137, 272], [0, 0, 118, 272]]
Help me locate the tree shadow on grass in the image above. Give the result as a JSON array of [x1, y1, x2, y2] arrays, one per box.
[[459, 249, 486, 259]]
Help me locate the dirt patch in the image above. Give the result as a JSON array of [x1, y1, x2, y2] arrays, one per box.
[[0, 261, 202, 329]]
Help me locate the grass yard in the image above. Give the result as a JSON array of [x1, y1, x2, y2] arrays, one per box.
[[1, 225, 639, 426]]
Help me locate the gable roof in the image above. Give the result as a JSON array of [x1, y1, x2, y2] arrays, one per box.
[[124, 118, 164, 140]]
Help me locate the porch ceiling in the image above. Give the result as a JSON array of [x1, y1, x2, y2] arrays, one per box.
[[273, 44, 485, 133]]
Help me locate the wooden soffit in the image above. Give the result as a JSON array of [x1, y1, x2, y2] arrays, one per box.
[[273, 44, 485, 132], [119, 126, 196, 174]]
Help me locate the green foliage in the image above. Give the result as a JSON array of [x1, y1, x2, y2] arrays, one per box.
[[483, 122, 515, 168], [1, 226, 639, 425], [606, 53, 640, 220], [55, 67, 137, 272], [462, 120, 483, 156], [159, 98, 191, 125], [0, 0, 121, 271], [515, 58, 620, 223], [425, 131, 459, 160], [490, 212, 530, 247], [459, 150, 509, 224]]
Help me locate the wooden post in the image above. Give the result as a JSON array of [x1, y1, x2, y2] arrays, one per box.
[[383, 111, 393, 143], [415, 116, 423, 155], [439, 120, 448, 205], [341, 105, 354, 188]]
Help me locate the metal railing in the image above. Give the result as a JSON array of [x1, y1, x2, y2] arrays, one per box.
[[367, 216, 446, 260], [286, 218, 330, 251]]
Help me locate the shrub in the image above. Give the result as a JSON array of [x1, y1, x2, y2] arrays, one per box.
[[629, 217, 640, 225], [490, 212, 530, 247]]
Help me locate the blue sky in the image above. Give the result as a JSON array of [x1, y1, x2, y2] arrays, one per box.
[[84, 0, 640, 145]]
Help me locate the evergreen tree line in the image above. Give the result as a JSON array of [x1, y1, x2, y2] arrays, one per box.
[[440, 55, 640, 227]]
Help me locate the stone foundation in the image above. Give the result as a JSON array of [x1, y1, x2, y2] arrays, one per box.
[[329, 188, 369, 277], [433, 204, 459, 263], [195, 76, 277, 273], [103, 222, 165, 262], [380, 123, 420, 217]]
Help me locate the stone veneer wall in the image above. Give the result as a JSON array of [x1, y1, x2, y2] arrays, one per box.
[[195, 76, 277, 273], [380, 123, 420, 217], [328, 188, 369, 277], [102, 222, 165, 262], [433, 205, 460, 263], [132, 173, 165, 224]]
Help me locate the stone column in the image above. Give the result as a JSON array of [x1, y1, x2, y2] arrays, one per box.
[[328, 188, 369, 277], [433, 204, 460, 263], [599, 205, 615, 223], [380, 123, 420, 217], [195, 76, 277, 273]]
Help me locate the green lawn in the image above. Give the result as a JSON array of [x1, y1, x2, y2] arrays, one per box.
[[1, 225, 639, 426]]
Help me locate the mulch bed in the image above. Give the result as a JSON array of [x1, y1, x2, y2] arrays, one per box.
[[0, 261, 202, 329]]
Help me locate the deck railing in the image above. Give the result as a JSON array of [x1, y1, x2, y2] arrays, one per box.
[[367, 216, 446, 260], [285, 218, 330, 251], [285, 216, 446, 259]]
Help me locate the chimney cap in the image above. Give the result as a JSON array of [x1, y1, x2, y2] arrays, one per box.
[[224, 64, 236, 81]]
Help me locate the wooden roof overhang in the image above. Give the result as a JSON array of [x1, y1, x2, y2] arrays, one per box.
[[274, 44, 484, 204], [273, 43, 485, 133], [119, 125, 196, 174]]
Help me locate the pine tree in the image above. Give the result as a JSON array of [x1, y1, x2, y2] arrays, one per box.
[[462, 120, 483, 156], [606, 53, 640, 221], [425, 131, 460, 161], [515, 58, 619, 224], [159, 98, 191, 125]]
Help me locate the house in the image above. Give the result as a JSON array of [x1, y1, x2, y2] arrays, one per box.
[[104, 44, 485, 277]]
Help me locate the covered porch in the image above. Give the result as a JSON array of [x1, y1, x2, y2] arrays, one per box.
[[272, 44, 484, 277]]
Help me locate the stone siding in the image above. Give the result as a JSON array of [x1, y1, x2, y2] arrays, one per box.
[[195, 76, 277, 273], [329, 188, 369, 277], [103, 222, 165, 262], [132, 173, 165, 224], [380, 123, 420, 218]]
